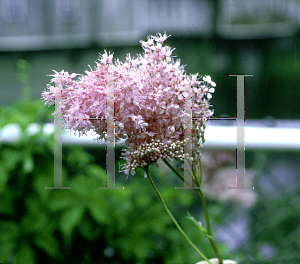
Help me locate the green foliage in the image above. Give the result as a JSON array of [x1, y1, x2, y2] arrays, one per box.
[[0, 99, 230, 264], [3, 98, 298, 263]]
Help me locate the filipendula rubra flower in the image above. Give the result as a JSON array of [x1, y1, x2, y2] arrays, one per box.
[[42, 33, 226, 264], [41, 33, 215, 176]]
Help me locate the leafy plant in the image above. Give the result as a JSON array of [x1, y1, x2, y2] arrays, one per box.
[[0, 99, 230, 264]]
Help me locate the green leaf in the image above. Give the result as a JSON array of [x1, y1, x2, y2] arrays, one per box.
[[0, 241, 15, 263], [66, 146, 94, 172], [87, 199, 108, 224], [13, 243, 35, 264], [22, 154, 34, 174], [59, 204, 85, 244], [48, 191, 77, 211], [33, 163, 55, 201], [0, 190, 15, 215], [34, 232, 59, 258], [0, 221, 19, 241], [0, 164, 9, 192], [0, 149, 22, 171], [186, 212, 213, 240], [78, 217, 101, 240], [20, 211, 48, 234]]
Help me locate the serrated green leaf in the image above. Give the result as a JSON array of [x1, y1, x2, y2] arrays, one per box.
[[60, 204, 85, 243], [14, 243, 35, 264]]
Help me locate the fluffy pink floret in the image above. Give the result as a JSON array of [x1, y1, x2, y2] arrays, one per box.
[[41, 33, 216, 175]]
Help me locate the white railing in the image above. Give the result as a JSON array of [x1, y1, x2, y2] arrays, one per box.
[[1, 121, 300, 151]]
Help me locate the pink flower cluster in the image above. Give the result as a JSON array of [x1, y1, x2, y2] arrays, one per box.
[[41, 33, 215, 175]]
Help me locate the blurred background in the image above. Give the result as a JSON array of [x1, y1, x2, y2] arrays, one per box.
[[0, 0, 300, 263]]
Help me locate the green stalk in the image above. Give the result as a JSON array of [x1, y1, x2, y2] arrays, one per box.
[[162, 158, 185, 183], [198, 189, 223, 264], [162, 158, 197, 188], [145, 168, 212, 264], [162, 158, 223, 264], [196, 157, 222, 263]]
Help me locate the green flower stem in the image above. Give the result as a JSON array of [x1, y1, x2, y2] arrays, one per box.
[[198, 157, 203, 187], [198, 189, 223, 264], [145, 168, 212, 264], [162, 158, 184, 182], [162, 159, 223, 264], [197, 158, 222, 264], [162, 158, 197, 188]]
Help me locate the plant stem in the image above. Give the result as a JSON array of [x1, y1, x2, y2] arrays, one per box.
[[145, 168, 212, 264], [162, 158, 184, 182], [198, 189, 223, 264], [197, 158, 223, 263], [162, 158, 197, 188], [162, 159, 223, 264]]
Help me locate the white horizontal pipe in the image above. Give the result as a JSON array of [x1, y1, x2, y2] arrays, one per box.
[[0, 122, 300, 151], [203, 125, 300, 150]]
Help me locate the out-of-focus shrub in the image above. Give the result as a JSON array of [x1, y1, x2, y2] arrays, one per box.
[[0, 99, 230, 264]]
